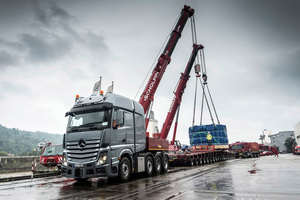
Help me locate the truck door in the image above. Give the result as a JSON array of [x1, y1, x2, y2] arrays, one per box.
[[111, 109, 134, 145]]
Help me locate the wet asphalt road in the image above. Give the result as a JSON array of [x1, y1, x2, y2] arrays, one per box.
[[1, 154, 300, 200]]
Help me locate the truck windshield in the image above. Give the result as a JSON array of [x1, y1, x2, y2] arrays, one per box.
[[232, 145, 244, 150], [67, 109, 111, 129], [42, 145, 63, 156]]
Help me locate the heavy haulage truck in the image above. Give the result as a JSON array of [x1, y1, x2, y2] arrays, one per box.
[[61, 5, 197, 182], [61, 4, 233, 182]]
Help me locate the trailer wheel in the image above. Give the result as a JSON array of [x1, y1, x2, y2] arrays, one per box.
[[194, 158, 199, 165], [145, 156, 154, 176], [154, 156, 162, 174], [119, 157, 131, 182], [162, 154, 169, 173], [189, 157, 194, 166]]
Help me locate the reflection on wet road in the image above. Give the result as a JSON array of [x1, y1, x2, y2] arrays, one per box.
[[1, 154, 300, 199]]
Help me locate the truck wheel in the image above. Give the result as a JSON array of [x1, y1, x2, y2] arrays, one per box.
[[119, 157, 131, 182], [162, 154, 169, 173], [145, 156, 153, 176], [154, 156, 162, 174]]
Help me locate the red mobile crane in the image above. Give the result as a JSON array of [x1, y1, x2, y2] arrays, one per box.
[[160, 44, 203, 141], [139, 5, 194, 125], [139, 5, 194, 151]]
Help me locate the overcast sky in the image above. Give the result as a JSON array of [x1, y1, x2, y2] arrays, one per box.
[[0, 0, 299, 144]]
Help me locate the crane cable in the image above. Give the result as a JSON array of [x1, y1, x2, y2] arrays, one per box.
[[190, 15, 220, 126], [190, 15, 213, 126]]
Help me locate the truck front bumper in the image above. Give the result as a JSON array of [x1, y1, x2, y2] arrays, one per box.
[[61, 162, 118, 179]]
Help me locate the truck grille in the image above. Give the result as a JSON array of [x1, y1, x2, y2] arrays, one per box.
[[66, 139, 100, 163]]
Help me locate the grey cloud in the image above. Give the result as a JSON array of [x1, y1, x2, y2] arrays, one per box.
[[0, 39, 24, 69], [0, 51, 19, 69], [21, 33, 72, 63], [0, 38, 25, 51], [0, 80, 31, 97], [0, 1, 109, 65], [33, 0, 73, 27], [273, 48, 300, 80], [85, 32, 108, 53], [24, 1, 108, 63], [49, 1, 73, 22]]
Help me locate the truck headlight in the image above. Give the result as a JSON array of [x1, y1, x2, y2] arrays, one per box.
[[63, 154, 68, 166], [97, 152, 107, 165]]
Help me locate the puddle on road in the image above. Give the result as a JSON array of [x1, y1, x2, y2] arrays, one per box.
[[248, 169, 258, 174], [248, 162, 260, 174]]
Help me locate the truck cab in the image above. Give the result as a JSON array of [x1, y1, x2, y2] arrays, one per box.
[[40, 143, 63, 168], [231, 142, 260, 158], [61, 93, 146, 181]]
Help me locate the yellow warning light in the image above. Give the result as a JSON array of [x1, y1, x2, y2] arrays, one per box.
[[76, 94, 80, 98], [100, 90, 104, 94]]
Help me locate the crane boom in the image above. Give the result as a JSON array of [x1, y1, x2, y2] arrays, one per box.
[[139, 5, 194, 118], [160, 44, 204, 140]]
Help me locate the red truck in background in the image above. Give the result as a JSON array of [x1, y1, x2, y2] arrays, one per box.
[[258, 144, 274, 156], [231, 141, 260, 158], [40, 143, 63, 169], [294, 146, 300, 155]]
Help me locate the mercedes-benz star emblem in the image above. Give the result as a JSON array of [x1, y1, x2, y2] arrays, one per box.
[[78, 139, 86, 148]]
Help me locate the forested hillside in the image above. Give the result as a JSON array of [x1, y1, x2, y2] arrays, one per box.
[[0, 124, 63, 156]]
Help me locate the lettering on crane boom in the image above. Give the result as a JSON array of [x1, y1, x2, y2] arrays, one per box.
[[168, 97, 176, 113], [144, 71, 159, 101]]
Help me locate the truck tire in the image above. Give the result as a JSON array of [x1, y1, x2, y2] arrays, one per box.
[[162, 154, 169, 173], [119, 157, 131, 182], [145, 156, 154, 176], [154, 156, 162, 174]]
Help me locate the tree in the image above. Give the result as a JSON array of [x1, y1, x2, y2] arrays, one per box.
[[284, 137, 297, 153], [0, 151, 8, 156], [259, 134, 265, 144]]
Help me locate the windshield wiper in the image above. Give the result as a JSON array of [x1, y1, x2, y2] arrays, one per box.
[[79, 122, 100, 127], [70, 127, 80, 132]]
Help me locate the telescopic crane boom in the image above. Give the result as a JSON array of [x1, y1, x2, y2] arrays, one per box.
[[160, 44, 203, 141], [139, 5, 194, 129]]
